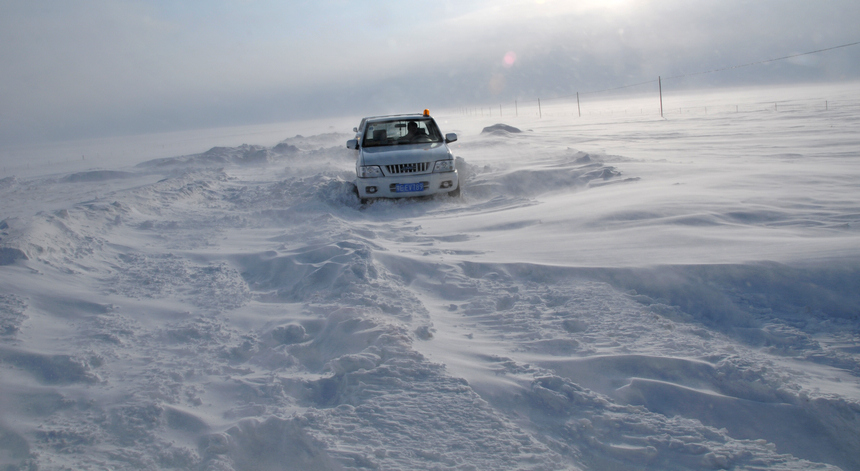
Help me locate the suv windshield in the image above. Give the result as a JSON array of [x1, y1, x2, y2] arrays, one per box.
[[362, 118, 443, 147]]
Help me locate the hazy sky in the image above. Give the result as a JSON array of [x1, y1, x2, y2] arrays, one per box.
[[2, 0, 858, 145]]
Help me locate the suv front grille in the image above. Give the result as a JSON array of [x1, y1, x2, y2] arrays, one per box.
[[386, 162, 429, 175]]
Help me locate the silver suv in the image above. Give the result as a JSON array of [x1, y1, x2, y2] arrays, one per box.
[[348, 111, 459, 203]]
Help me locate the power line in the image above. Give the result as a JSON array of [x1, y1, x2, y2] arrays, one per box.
[[498, 39, 860, 107], [664, 40, 860, 81], [574, 79, 659, 97]]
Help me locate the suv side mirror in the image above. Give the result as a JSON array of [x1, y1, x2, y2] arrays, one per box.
[[445, 133, 458, 143], [346, 139, 359, 149]]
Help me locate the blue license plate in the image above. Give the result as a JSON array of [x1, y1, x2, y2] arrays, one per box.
[[395, 182, 424, 193]]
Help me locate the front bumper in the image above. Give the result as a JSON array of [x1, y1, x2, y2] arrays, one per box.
[[356, 170, 458, 199]]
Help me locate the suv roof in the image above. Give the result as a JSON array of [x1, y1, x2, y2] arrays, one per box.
[[364, 113, 429, 123]]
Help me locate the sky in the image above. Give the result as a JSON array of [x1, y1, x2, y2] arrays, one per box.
[[1, 0, 859, 146]]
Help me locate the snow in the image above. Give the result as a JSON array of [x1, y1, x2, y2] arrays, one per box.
[[1, 82, 859, 470]]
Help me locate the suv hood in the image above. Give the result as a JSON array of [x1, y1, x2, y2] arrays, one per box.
[[360, 142, 451, 166]]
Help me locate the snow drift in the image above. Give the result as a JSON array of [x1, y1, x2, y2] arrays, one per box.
[[1, 85, 859, 470]]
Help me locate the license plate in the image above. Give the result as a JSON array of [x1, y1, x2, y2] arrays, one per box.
[[395, 182, 424, 193]]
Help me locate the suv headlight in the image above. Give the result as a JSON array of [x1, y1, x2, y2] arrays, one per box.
[[433, 160, 455, 173], [358, 166, 382, 178]]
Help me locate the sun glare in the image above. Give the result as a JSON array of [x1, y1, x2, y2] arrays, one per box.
[[534, 0, 638, 15]]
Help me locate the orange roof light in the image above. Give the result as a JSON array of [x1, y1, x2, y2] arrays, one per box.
[[423, 109, 430, 117]]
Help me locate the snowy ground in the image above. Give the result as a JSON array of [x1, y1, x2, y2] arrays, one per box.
[[1, 83, 860, 470]]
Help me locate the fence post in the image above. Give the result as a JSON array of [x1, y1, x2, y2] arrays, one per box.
[[538, 98, 542, 118], [658, 76, 663, 118], [577, 92, 581, 117]]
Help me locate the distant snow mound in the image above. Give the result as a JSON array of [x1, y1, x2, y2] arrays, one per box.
[[199, 144, 273, 165], [481, 123, 522, 135], [278, 132, 352, 150], [136, 136, 353, 170], [272, 142, 299, 154], [274, 133, 355, 162], [137, 144, 274, 168], [61, 170, 134, 183], [0, 176, 17, 189]]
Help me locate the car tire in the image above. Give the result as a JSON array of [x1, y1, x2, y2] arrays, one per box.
[[448, 185, 461, 198], [352, 183, 369, 204]]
